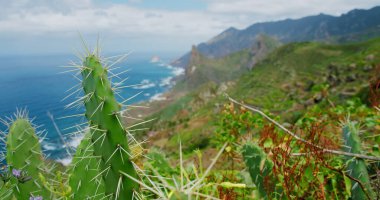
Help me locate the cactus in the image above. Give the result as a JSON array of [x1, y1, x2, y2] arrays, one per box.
[[68, 132, 105, 200], [80, 53, 138, 199], [0, 172, 14, 200], [242, 143, 274, 199], [342, 122, 375, 200], [0, 185, 13, 200], [6, 117, 50, 199]]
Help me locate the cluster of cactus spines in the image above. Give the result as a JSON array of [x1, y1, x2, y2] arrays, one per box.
[[68, 132, 105, 199], [6, 115, 50, 199], [342, 121, 375, 199], [242, 143, 274, 199], [80, 52, 138, 199], [128, 142, 228, 199]]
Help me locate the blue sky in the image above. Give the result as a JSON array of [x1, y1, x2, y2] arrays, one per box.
[[0, 0, 379, 56]]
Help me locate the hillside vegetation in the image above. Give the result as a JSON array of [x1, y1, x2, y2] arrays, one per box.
[[139, 38, 380, 153]]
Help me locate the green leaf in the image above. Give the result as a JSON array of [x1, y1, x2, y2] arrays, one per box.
[[263, 139, 273, 148], [304, 166, 313, 180]]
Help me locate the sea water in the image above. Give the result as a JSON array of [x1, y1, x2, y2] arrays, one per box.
[[0, 52, 183, 162]]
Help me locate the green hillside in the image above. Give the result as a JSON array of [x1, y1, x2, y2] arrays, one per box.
[[233, 38, 380, 115], [139, 38, 380, 154]]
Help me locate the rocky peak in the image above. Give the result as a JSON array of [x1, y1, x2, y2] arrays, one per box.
[[248, 34, 281, 69]]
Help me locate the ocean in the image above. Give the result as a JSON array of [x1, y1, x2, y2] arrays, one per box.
[[0, 52, 183, 163]]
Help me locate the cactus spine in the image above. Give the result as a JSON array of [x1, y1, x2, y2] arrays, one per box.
[[242, 143, 274, 199], [342, 122, 375, 200], [6, 118, 50, 199], [68, 132, 105, 199], [81, 54, 138, 199]]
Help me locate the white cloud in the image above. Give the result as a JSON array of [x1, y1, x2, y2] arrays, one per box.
[[0, 0, 379, 54], [0, 1, 228, 37], [0, 0, 234, 54]]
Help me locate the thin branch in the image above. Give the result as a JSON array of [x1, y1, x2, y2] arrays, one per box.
[[226, 95, 380, 161], [323, 163, 372, 200]]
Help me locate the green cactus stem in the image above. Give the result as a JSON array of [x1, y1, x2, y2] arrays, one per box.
[[342, 122, 375, 200], [242, 143, 274, 199], [68, 132, 105, 200], [80, 53, 138, 199], [0, 181, 14, 200], [6, 118, 50, 199]]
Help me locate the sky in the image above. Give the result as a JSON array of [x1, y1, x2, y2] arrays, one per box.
[[0, 0, 380, 56]]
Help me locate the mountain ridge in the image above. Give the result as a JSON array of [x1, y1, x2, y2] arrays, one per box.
[[172, 6, 380, 68]]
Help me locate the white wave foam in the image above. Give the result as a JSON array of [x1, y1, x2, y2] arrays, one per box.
[[162, 64, 184, 76], [155, 64, 185, 89], [150, 93, 166, 102], [42, 143, 58, 151], [159, 77, 173, 87], [68, 134, 85, 148], [171, 66, 185, 76], [57, 157, 72, 166], [133, 79, 156, 89], [144, 93, 151, 96], [56, 132, 85, 166]]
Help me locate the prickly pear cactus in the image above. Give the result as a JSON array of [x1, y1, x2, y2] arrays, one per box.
[[6, 118, 50, 199], [81, 54, 138, 199], [0, 187, 13, 200], [342, 122, 375, 200], [0, 170, 15, 200], [242, 143, 274, 199], [68, 132, 105, 200]]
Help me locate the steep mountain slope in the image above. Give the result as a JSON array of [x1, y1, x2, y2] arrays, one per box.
[[137, 38, 380, 154], [172, 6, 380, 68], [173, 34, 280, 91]]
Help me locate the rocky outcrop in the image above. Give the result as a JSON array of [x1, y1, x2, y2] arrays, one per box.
[[248, 34, 281, 69]]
